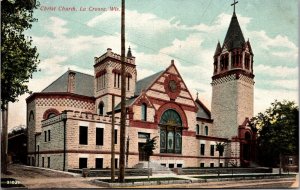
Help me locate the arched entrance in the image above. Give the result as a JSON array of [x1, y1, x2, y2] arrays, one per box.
[[159, 109, 182, 154]]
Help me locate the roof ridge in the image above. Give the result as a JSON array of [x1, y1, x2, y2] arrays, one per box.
[[136, 70, 164, 83]]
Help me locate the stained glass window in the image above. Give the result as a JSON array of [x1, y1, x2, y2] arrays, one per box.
[[159, 109, 182, 154], [160, 109, 182, 126], [167, 131, 174, 153]]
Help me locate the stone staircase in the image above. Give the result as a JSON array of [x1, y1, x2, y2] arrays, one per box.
[[133, 161, 174, 175]]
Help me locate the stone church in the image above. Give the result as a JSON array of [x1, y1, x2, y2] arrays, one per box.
[[26, 10, 257, 170]]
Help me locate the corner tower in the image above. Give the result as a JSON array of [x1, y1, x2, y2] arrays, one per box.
[[211, 9, 255, 139], [94, 48, 137, 114]]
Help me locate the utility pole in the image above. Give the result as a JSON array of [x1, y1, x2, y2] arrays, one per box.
[[111, 95, 115, 182], [126, 135, 130, 168], [119, 0, 126, 183]]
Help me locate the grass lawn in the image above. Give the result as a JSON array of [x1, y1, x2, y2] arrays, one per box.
[[191, 174, 296, 179], [99, 177, 185, 183]]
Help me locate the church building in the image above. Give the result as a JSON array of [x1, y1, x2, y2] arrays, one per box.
[[26, 8, 257, 170]]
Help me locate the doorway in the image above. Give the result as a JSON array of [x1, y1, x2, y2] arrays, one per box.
[[138, 143, 148, 161]]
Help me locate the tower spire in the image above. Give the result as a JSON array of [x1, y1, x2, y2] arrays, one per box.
[[231, 0, 238, 14]]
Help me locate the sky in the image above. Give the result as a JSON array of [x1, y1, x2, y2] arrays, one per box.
[[8, 0, 298, 130]]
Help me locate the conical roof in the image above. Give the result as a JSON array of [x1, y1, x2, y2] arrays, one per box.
[[127, 46, 133, 58], [223, 12, 245, 50], [214, 41, 222, 56]]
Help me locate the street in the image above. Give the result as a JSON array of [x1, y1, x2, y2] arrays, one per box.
[[1, 164, 298, 189]]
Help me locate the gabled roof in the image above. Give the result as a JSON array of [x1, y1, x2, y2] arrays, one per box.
[[195, 98, 211, 120], [42, 70, 94, 97], [223, 12, 245, 50], [134, 70, 164, 96]]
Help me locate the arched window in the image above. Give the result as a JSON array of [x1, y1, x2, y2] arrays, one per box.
[[43, 108, 60, 120], [141, 103, 147, 121], [29, 111, 34, 122], [205, 126, 209, 136], [98, 102, 105, 115], [159, 109, 182, 154], [48, 113, 56, 119], [196, 124, 200, 135]]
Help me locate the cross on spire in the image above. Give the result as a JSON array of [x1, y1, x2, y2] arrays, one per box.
[[231, 0, 238, 13]]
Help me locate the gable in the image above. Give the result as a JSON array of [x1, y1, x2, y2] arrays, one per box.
[[141, 62, 198, 110], [195, 99, 211, 120]]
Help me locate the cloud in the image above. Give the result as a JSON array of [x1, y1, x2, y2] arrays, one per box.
[[249, 30, 298, 59], [255, 64, 298, 79], [254, 88, 298, 115], [45, 17, 69, 38]]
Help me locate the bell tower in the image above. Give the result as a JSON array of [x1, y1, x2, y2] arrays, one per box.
[[211, 3, 255, 139], [93, 47, 137, 115]]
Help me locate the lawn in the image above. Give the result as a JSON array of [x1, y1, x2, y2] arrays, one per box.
[[99, 177, 185, 183], [191, 174, 296, 179]]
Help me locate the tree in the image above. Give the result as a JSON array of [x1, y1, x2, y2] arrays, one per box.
[[142, 136, 158, 180], [250, 100, 298, 174], [1, 0, 40, 173]]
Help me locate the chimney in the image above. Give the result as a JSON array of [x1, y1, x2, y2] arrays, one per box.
[[171, 60, 175, 64], [67, 71, 76, 93]]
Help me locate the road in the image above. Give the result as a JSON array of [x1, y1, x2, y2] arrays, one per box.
[[1, 164, 102, 188], [1, 164, 298, 189]]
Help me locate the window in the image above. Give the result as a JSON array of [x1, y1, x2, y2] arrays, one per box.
[[177, 164, 182, 168], [210, 163, 214, 167], [115, 158, 118, 169], [97, 76, 100, 90], [289, 158, 293, 165], [138, 132, 150, 139], [96, 128, 104, 146], [114, 73, 117, 87], [48, 130, 51, 141], [114, 129, 117, 144], [196, 124, 200, 135], [98, 102, 105, 115], [127, 76, 130, 91], [48, 113, 56, 119], [210, 145, 215, 156], [219, 163, 223, 167], [205, 126, 208, 136], [159, 109, 182, 154], [42, 157, 44, 167], [44, 131, 47, 142], [95, 158, 103, 169], [79, 158, 88, 169], [141, 103, 147, 121], [48, 157, 50, 168], [32, 157, 35, 166], [169, 164, 174, 168], [200, 144, 205, 155], [29, 111, 34, 121], [200, 163, 205, 168], [117, 74, 120, 88], [79, 126, 88, 145]]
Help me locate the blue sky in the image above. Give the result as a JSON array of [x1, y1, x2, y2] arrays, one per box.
[[9, 0, 298, 129]]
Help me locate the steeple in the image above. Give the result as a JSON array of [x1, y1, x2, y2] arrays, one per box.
[[223, 12, 245, 50], [127, 46, 133, 58], [212, 1, 254, 78]]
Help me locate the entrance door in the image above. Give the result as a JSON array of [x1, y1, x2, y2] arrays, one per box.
[[138, 143, 148, 161]]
